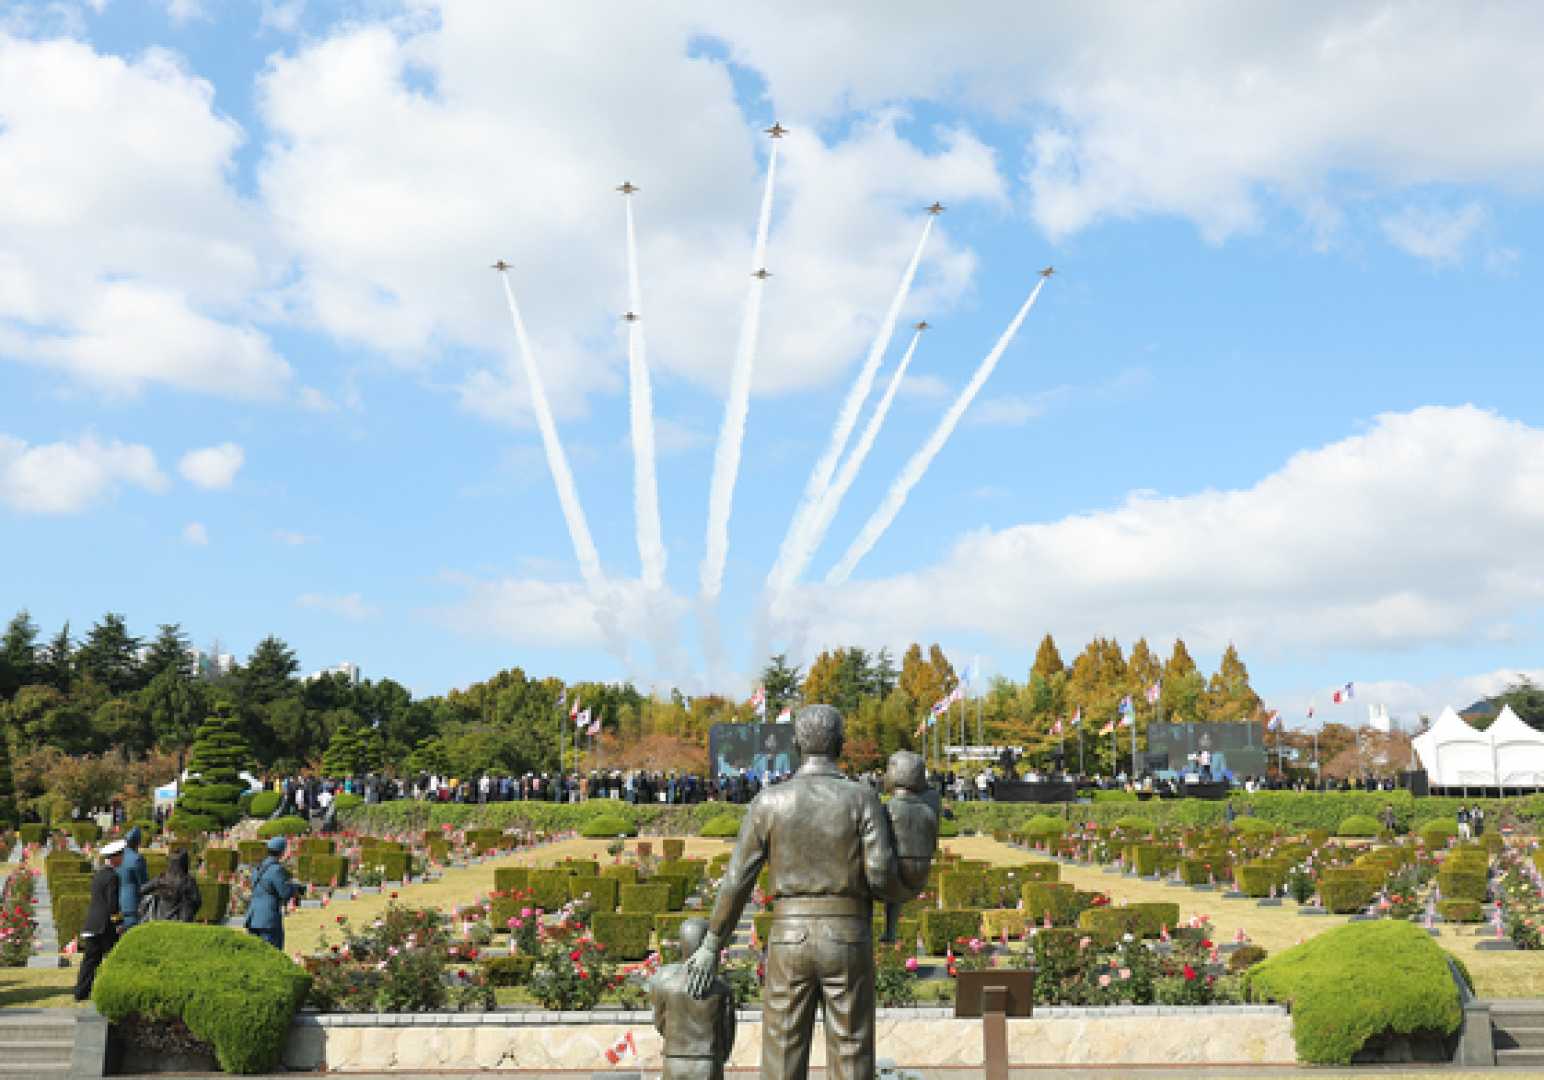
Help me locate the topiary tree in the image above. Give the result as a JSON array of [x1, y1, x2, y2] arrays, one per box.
[[176, 708, 250, 829], [320, 714, 379, 778]]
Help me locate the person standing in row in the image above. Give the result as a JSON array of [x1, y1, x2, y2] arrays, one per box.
[[117, 826, 147, 930], [75, 840, 125, 1001], [244, 837, 297, 949]]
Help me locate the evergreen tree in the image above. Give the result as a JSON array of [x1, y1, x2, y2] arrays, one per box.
[[759, 654, 803, 714], [321, 712, 376, 776], [141, 623, 195, 681], [0, 719, 15, 826], [0, 610, 39, 700], [38, 623, 73, 692], [871, 647, 899, 699], [139, 666, 206, 752], [175, 707, 250, 828], [76, 613, 142, 696], [241, 635, 299, 704]]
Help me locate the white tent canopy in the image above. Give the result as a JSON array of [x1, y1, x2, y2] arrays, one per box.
[[1412, 705, 1544, 788]]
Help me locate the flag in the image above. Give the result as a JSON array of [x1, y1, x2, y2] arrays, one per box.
[[1050, 718, 1064, 736], [1118, 695, 1134, 726], [1100, 721, 1114, 735], [604, 1032, 638, 1065], [751, 686, 767, 717], [1345, 682, 1355, 699], [577, 707, 591, 728], [1120, 713, 1133, 728], [570, 698, 581, 722], [1072, 706, 1082, 726], [1369, 704, 1391, 734], [775, 707, 792, 724], [1331, 688, 1344, 705], [1307, 701, 1316, 719], [587, 719, 602, 737], [1266, 711, 1283, 733], [1146, 681, 1161, 705]]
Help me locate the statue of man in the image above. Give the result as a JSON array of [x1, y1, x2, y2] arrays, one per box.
[[686, 704, 901, 1080]]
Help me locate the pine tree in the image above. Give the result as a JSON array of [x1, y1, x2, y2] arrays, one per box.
[[76, 613, 142, 695], [141, 624, 195, 681], [759, 654, 803, 714], [175, 707, 250, 828], [322, 714, 371, 777], [0, 723, 16, 826], [0, 610, 39, 700], [38, 623, 73, 693]]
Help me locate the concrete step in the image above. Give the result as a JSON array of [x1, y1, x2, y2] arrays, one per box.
[[1494, 1026, 1544, 1050], [0, 1064, 69, 1075], [0, 1041, 73, 1065], [1498, 1048, 1544, 1068]]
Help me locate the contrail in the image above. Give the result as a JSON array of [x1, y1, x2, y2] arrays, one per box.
[[700, 133, 781, 604], [764, 213, 936, 600], [621, 188, 666, 590], [826, 275, 1049, 585], [498, 272, 628, 662]]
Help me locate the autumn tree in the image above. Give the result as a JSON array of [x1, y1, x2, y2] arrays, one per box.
[[1203, 644, 1262, 722], [1161, 639, 1207, 723]]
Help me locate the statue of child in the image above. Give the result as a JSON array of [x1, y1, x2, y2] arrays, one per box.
[[650, 917, 736, 1079], [881, 750, 940, 942]]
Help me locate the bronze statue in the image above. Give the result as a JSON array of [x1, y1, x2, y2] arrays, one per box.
[[688, 704, 929, 1080], [651, 917, 737, 1080], [879, 750, 940, 943]]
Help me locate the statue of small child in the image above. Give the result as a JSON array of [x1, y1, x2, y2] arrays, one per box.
[[650, 917, 736, 1080], [881, 749, 940, 943]]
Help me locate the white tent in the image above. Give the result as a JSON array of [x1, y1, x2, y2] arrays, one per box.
[[1412, 705, 1544, 789]]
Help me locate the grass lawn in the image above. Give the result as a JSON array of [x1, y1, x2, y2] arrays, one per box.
[[0, 966, 78, 1009]]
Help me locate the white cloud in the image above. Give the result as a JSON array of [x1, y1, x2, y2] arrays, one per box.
[[1380, 202, 1488, 265], [704, 4, 1544, 245], [1279, 668, 1544, 730], [255, 10, 1005, 423], [273, 529, 315, 546], [297, 386, 338, 412], [177, 442, 244, 490], [182, 521, 208, 545], [969, 389, 1066, 428], [431, 572, 691, 654], [798, 405, 1544, 660], [0, 432, 167, 514], [898, 373, 951, 401], [259, 0, 304, 34], [650, 417, 709, 457], [297, 592, 379, 621], [0, 35, 287, 399], [162, 0, 202, 23]]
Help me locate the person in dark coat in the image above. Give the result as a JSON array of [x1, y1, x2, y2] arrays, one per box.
[[75, 840, 125, 1001], [117, 826, 148, 930], [244, 836, 297, 949], [142, 850, 204, 923]]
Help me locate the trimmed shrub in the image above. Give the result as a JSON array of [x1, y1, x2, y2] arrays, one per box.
[[655, 913, 692, 956], [237, 841, 266, 866], [619, 883, 671, 915], [937, 817, 959, 838], [202, 848, 238, 876], [1017, 862, 1060, 883], [256, 817, 308, 839], [1022, 882, 1079, 926], [981, 909, 1027, 940], [1133, 845, 1161, 877], [526, 869, 571, 912], [92, 921, 310, 1074], [1179, 859, 1212, 885], [1228, 944, 1269, 972], [482, 955, 535, 986], [599, 864, 639, 885], [699, 813, 742, 838], [369, 850, 411, 883], [1113, 816, 1152, 835], [53, 893, 89, 949], [1020, 815, 1069, 840], [1319, 876, 1376, 915], [18, 823, 47, 846], [1233, 817, 1277, 838], [493, 867, 530, 894], [1436, 868, 1487, 903], [568, 874, 618, 912], [662, 838, 685, 860], [1419, 820, 1459, 847], [580, 814, 637, 838], [297, 837, 335, 856], [1127, 902, 1180, 938], [332, 793, 363, 813], [1235, 863, 1279, 898], [656, 859, 704, 885], [303, 854, 348, 887], [1336, 814, 1381, 837], [248, 791, 281, 819], [920, 909, 982, 954], [195, 881, 230, 923], [70, 821, 101, 845], [591, 912, 654, 959], [939, 870, 989, 909], [648, 872, 690, 911], [1246, 921, 1461, 1065], [168, 812, 219, 837], [1438, 899, 1483, 923]]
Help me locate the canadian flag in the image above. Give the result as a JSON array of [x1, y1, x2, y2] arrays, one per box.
[[604, 1032, 638, 1065]]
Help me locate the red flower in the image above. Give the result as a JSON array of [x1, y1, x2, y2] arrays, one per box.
[[578, 969, 589, 980], [1182, 964, 1197, 981], [570, 949, 583, 962], [1200, 939, 1213, 950]]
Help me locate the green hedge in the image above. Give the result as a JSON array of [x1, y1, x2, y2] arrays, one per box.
[[257, 817, 308, 839], [599, 864, 639, 885], [579, 813, 637, 838], [526, 869, 571, 912], [361, 850, 411, 883], [648, 872, 690, 911], [248, 791, 281, 819], [568, 874, 618, 912], [1246, 921, 1460, 1065], [662, 838, 685, 860], [1077, 902, 1180, 945], [92, 922, 311, 1074], [699, 813, 743, 838], [591, 913, 654, 959], [920, 909, 982, 954], [1419, 820, 1459, 847], [1133, 845, 1161, 876], [54, 893, 89, 949], [1336, 814, 1381, 837], [620, 883, 671, 915], [1436, 868, 1487, 903], [202, 848, 239, 876], [563, 859, 601, 877], [1234, 863, 1280, 897], [939, 870, 988, 909], [1439, 900, 1483, 923], [482, 955, 535, 986], [303, 854, 347, 887], [1320, 878, 1375, 915], [493, 866, 530, 894], [236, 841, 266, 866], [195, 881, 230, 923], [70, 821, 101, 845], [1022, 882, 1080, 926], [18, 823, 47, 846], [297, 837, 334, 856]]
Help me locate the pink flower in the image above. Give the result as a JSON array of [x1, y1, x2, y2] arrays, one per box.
[[904, 957, 919, 972], [1098, 973, 1111, 987], [1119, 968, 1131, 980]]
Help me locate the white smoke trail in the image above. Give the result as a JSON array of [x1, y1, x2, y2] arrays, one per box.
[[765, 215, 935, 599], [700, 139, 780, 604], [825, 276, 1049, 585], [623, 194, 666, 591], [499, 274, 629, 662]]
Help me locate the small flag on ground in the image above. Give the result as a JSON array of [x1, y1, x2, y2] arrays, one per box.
[[604, 1032, 637, 1065]]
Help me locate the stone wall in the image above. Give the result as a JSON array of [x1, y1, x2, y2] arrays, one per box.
[[283, 1006, 1295, 1072]]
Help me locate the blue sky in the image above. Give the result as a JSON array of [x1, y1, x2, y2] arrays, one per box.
[[3, 2, 1543, 723]]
